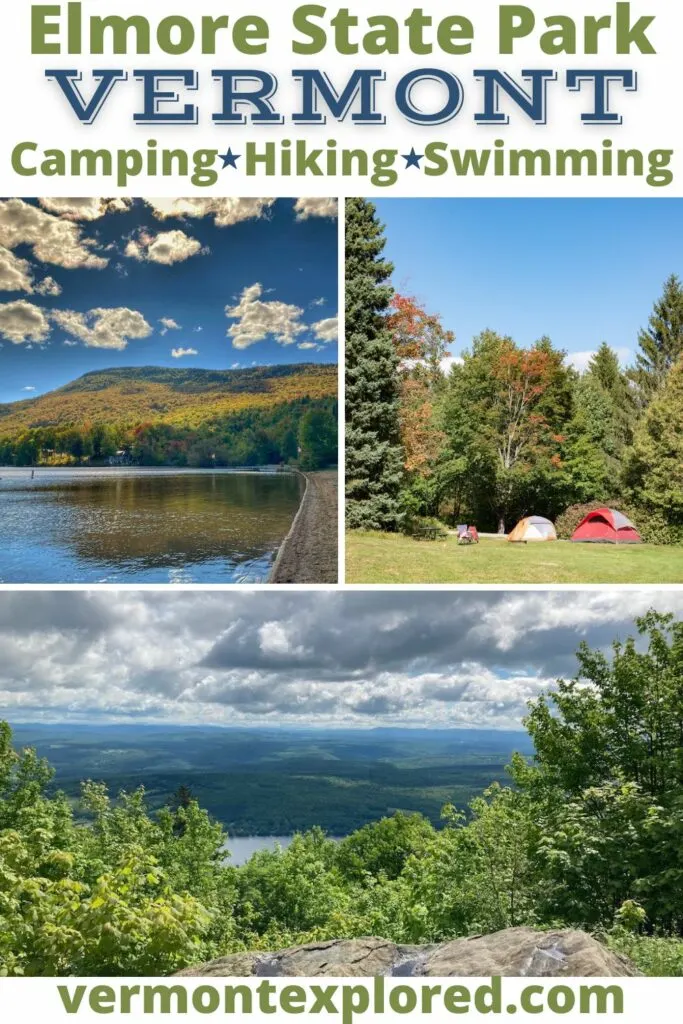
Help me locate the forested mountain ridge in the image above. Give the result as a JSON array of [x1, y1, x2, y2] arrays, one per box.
[[0, 364, 338, 468], [0, 364, 337, 431]]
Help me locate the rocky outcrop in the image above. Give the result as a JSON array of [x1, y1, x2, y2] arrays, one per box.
[[175, 928, 637, 978]]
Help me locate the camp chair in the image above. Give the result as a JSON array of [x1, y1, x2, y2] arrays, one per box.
[[469, 526, 480, 543], [457, 524, 473, 545]]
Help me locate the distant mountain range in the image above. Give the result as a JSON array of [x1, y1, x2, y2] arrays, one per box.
[[0, 364, 337, 435]]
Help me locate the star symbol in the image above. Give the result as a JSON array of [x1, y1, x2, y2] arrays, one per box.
[[219, 148, 241, 170], [402, 148, 424, 169]]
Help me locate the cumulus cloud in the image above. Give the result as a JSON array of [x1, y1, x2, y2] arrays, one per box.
[[0, 300, 51, 344], [0, 199, 108, 269], [0, 247, 35, 293], [37, 198, 132, 221], [294, 198, 338, 220], [0, 247, 63, 297], [312, 316, 338, 343], [568, 347, 633, 372], [0, 591, 680, 727], [126, 229, 204, 266], [143, 198, 275, 227], [226, 283, 305, 349], [171, 347, 198, 358], [50, 307, 153, 350], [34, 276, 62, 297], [159, 317, 181, 337]]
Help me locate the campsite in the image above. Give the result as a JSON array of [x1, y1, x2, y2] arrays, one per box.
[[345, 198, 683, 584]]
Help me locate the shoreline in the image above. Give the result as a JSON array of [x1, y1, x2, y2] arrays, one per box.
[[270, 469, 338, 584], [0, 465, 292, 477]]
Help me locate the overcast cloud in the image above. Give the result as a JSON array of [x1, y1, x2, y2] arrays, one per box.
[[0, 590, 680, 729]]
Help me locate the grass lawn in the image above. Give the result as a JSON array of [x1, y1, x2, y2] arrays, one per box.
[[346, 532, 683, 584]]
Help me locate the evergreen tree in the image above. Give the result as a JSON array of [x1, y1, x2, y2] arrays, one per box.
[[586, 341, 635, 449], [631, 274, 683, 405], [345, 199, 404, 530], [626, 355, 683, 522]]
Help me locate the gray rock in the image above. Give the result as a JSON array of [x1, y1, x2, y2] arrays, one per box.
[[175, 928, 637, 978]]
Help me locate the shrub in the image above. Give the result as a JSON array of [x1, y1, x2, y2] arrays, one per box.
[[608, 931, 683, 977]]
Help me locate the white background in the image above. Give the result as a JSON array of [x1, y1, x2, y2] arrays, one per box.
[[0, 0, 680, 196], [0, 976, 680, 1018]]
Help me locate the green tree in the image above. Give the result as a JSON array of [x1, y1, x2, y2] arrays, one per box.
[[630, 273, 683, 406], [298, 407, 338, 470], [438, 331, 569, 532], [587, 342, 635, 448], [345, 198, 404, 531], [625, 356, 683, 524]]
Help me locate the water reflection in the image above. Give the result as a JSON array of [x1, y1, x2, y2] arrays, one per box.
[[0, 468, 303, 583]]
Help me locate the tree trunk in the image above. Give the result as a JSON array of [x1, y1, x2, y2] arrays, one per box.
[[498, 516, 506, 534]]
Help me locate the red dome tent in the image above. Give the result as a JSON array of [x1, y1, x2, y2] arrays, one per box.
[[570, 507, 642, 544]]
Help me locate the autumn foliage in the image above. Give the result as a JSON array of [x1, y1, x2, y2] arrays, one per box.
[[387, 294, 452, 475]]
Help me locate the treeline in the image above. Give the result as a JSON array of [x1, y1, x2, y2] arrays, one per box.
[[345, 199, 683, 541], [1, 613, 683, 976], [0, 397, 338, 472]]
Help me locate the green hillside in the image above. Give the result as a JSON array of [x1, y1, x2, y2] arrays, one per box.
[[0, 364, 338, 468]]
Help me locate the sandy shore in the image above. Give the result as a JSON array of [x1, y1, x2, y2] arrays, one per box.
[[270, 470, 338, 584]]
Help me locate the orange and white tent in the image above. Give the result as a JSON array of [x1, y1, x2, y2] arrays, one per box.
[[508, 515, 557, 542]]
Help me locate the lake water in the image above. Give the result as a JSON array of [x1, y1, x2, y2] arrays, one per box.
[[224, 836, 294, 865], [0, 468, 304, 583]]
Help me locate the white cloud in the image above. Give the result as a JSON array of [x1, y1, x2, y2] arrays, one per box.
[[0, 247, 63, 297], [143, 198, 275, 227], [440, 355, 462, 374], [294, 198, 338, 220], [0, 300, 51, 344], [171, 347, 198, 358], [226, 283, 305, 349], [0, 199, 108, 269], [0, 591, 680, 727], [0, 247, 35, 293], [298, 341, 318, 350], [37, 198, 132, 221], [312, 316, 338, 343], [125, 229, 203, 266], [159, 317, 181, 336], [310, 297, 326, 307], [50, 307, 153, 350], [21, 386, 36, 392], [568, 347, 633, 372], [34, 276, 62, 297]]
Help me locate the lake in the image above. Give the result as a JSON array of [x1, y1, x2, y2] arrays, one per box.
[[224, 836, 294, 865], [224, 835, 342, 865], [0, 468, 304, 583]]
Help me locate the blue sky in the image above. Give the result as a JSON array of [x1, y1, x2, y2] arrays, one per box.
[[374, 198, 683, 371], [0, 198, 338, 402]]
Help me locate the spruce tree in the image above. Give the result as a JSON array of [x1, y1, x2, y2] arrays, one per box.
[[586, 341, 635, 454], [345, 198, 404, 530], [626, 355, 683, 522], [631, 273, 683, 404]]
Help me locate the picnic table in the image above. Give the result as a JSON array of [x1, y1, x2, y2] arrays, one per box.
[[413, 524, 441, 541]]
